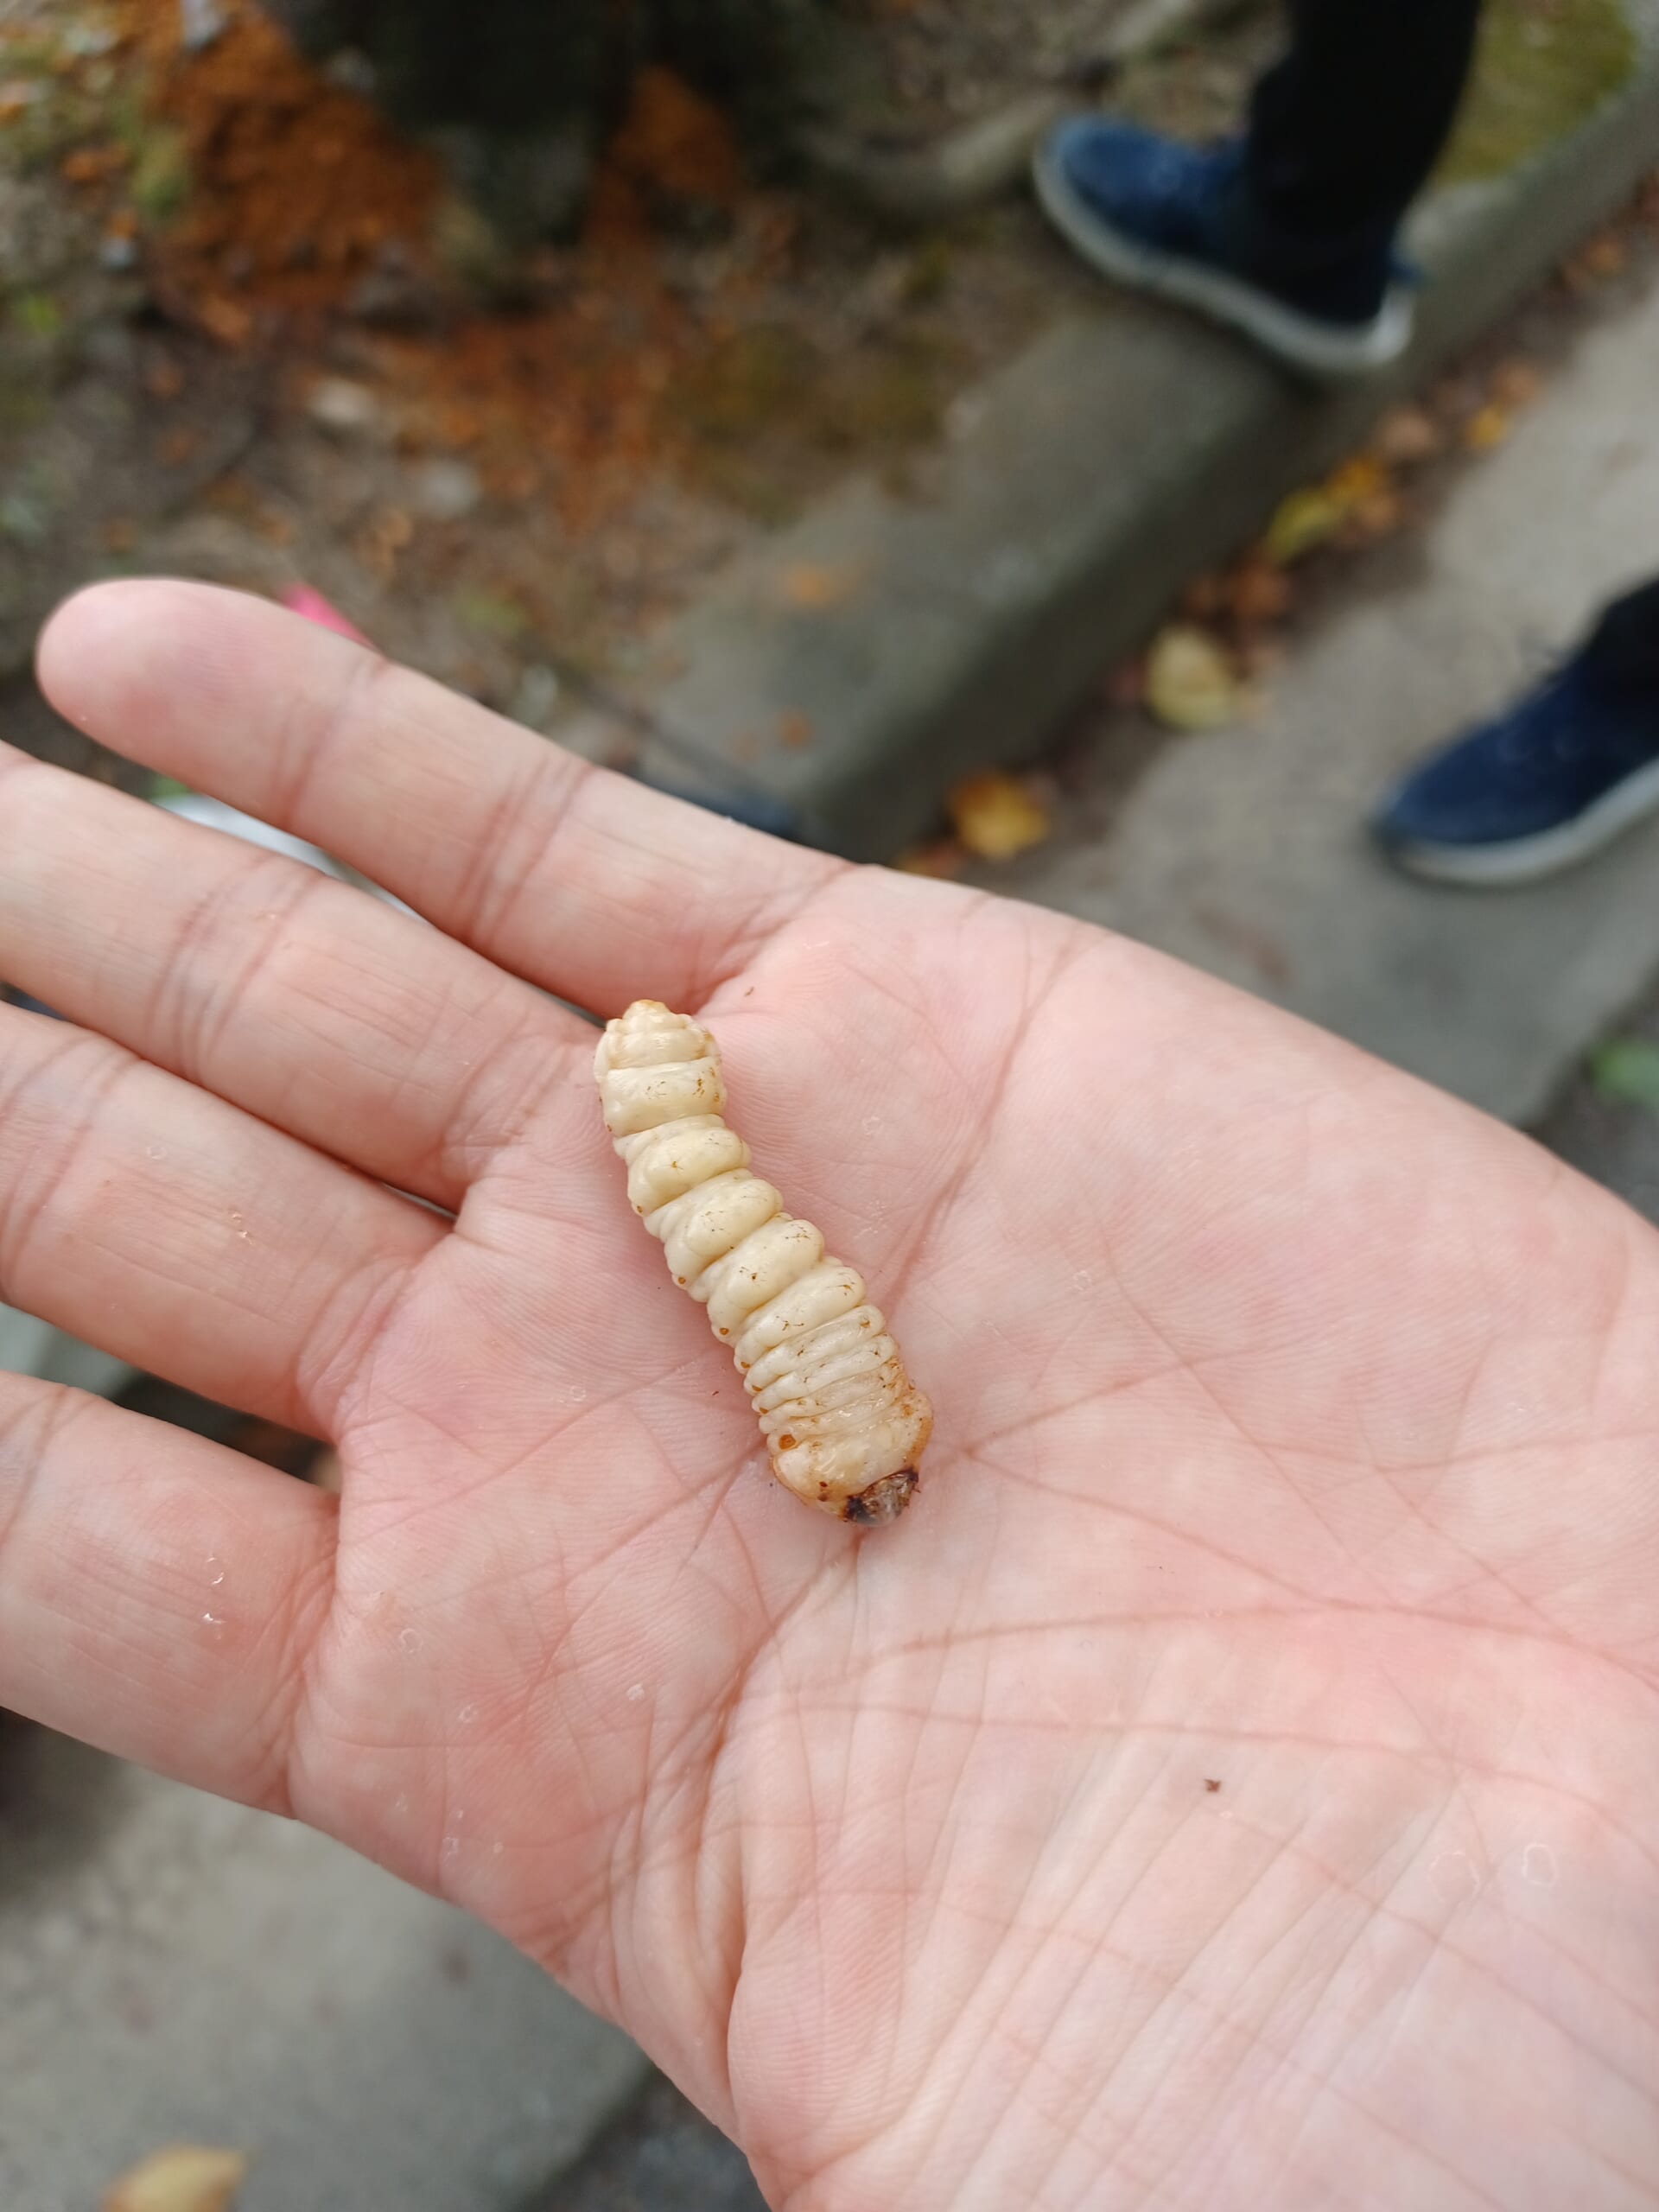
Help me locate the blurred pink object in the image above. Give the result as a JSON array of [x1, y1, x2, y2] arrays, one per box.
[[279, 584, 372, 645]]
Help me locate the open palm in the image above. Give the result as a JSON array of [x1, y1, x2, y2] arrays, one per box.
[[3, 583, 1656, 2210]]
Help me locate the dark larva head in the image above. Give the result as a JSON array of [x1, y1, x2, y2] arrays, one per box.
[[842, 1470, 918, 1528]]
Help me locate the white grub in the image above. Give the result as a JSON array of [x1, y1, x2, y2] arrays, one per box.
[[596, 1002, 931, 1526]]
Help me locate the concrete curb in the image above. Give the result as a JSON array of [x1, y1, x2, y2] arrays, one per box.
[[617, 1, 1659, 859], [990, 257, 1659, 1132]]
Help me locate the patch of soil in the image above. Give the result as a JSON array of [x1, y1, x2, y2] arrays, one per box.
[[4, 0, 1100, 742]]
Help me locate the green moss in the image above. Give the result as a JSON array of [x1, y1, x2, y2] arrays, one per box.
[[130, 124, 192, 227], [0, 378, 48, 434], [677, 322, 954, 451], [9, 291, 62, 339], [903, 236, 956, 307], [675, 325, 820, 445], [1440, 0, 1636, 183], [454, 584, 528, 639], [672, 316, 962, 518]]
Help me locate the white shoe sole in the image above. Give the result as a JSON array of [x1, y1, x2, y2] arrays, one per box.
[[1033, 138, 1414, 380], [1379, 751, 1659, 887]]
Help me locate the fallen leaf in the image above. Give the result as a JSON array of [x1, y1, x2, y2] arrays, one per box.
[[1560, 230, 1628, 293], [103, 2145, 249, 2212], [60, 143, 128, 184], [1100, 657, 1146, 710], [1323, 454, 1389, 506], [1224, 559, 1293, 626], [1347, 487, 1406, 541], [1581, 231, 1628, 279], [1488, 358, 1542, 410], [1262, 487, 1346, 566], [779, 563, 858, 610], [1371, 405, 1441, 466], [1587, 1038, 1659, 1116], [946, 772, 1051, 861], [197, 296, 253, 348], [1144, 626, 1242, 732], [357, 507, 415, 581], [1179, 571, 1227, 621], [1430, 372, 1484, 426], [1463, 404, 1511, 453], [894, 836, 967, 879]]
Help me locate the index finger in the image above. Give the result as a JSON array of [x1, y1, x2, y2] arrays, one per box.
[[38, 582, 847, 1017]]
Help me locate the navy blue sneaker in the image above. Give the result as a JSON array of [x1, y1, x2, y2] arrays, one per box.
[[1371, 661, 1659, 885], [1033, 119, 1414, 378]]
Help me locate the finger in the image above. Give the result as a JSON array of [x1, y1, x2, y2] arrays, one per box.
[[0, 1004, 441, 1431], [0, 745, 583, 1210], [38, 581, 846, 1015], [0, 1370, 334, 1811]]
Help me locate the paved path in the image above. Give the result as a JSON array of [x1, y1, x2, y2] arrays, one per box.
[[998, 254, 1659, 1128]]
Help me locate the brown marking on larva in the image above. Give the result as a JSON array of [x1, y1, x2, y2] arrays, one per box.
[[676, 1276, 687, 1286], [779, 1433, 797, 1451], [842, 1469, 918, 1527], [718, 1326, 729, 1337]]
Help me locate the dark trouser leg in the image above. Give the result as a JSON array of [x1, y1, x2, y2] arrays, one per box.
[[1244, 0, 1483, 270], [1580, 576, 1659, 698]]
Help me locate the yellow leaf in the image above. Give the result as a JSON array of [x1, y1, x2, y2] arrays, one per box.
[[1144, 625, 1242, 733], [1464, 404, 1511, 452], [1262, 487, 1345, 566], [104, 2147, 249, 2212], [1349, 487, 1405, 541], [1580, 231, 1628, 279], [946, 772, 1051, 861], [779, 563, 858, 610], [1489, 358, 1542, 409], [1371, 405, 1441, 466], [1323, 454, 1388, 506]]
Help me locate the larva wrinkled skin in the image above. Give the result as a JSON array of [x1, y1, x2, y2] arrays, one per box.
[[595, 1001, 932, 1527]]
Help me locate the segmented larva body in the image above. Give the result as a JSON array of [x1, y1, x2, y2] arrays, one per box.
[[595, 1001, 932, 1527]]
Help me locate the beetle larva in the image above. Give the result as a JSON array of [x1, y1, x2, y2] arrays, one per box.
[[595, 1001, 932, 1526]]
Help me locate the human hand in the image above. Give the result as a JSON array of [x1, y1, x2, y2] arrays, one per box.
[[3, 583, 1656, 2209]]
